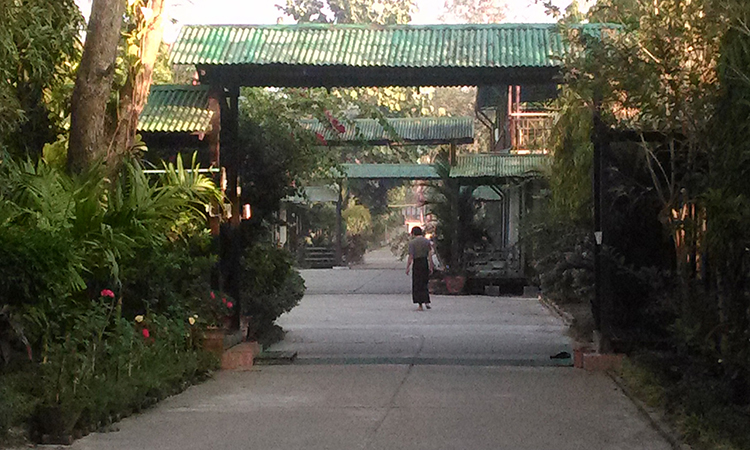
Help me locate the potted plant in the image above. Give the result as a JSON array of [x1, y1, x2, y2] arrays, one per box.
[[424, 154, 484, 294], [198, 291, 236, 356]]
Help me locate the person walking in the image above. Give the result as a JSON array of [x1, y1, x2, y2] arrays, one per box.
[[405, 226, 434, 311]]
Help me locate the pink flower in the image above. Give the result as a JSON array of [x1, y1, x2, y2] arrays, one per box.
[[226, 302, 233, 309], [210, 291, 216, 300], [222, 297, 227, 304], [142, 329, 150, 338], [100, 289, 115, 298]]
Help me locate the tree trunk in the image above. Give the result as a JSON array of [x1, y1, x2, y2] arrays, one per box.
[[111, 0, 166, 156], [67, 0, 125, 173]]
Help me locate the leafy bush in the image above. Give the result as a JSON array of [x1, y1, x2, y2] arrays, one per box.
[[425, 155, 484, 272], [621, 352, 750, 450], [344, 234, 368, 265], [0, 372, 38, 441], [389, 230, 411, 261], [525, 215, 594, 305], [32, 298, 214, 439], [239, 242, 305, 331], [119, 232, 216, 318], [0, 154, 222, 442]]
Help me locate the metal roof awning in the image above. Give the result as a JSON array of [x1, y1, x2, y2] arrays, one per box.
[[170, 23, 616, 87], [138, 85, 213, 133], [301, 116, 474, 146], [337, 163, 439, 180], [451, 153, 548, 179], [137, 88, 473, 144], [334, 154, 548, 180]]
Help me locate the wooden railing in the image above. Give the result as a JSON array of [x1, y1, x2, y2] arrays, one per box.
[[509, 112, 553, 152]]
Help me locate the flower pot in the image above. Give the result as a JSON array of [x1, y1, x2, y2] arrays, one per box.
[[444, 275, 466, 294], [202, 328, 225, 357], [428, 278, 447, 295]]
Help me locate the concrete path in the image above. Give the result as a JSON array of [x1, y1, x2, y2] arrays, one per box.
[[70, 248, 671, 450]]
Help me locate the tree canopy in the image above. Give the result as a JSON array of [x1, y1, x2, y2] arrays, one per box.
[[0, 0, 83, 158], [439, 0, 505, 23], [277, 0, 416, 24]]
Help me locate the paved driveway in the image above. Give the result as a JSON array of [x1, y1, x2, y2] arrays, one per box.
[[277, 248, 571, 365], [70, 248, 671, 450]]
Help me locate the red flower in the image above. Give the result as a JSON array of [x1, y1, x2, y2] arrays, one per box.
[[100, 289, 115, 298], [226, 302, 233, 309], [210, 291, 216, 300], [222, 297, 227, 304], [142, 329, 150, 338], [315, 132, 327, 145]]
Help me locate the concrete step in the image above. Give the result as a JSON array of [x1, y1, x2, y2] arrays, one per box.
[[221, 341, 262, 371]]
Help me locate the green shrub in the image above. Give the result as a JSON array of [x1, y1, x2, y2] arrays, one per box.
[[239, 242, 305, 329], [344, 234, 368, 265], [119, 232, 216, 318], [0, 154, 222, 442], [527, 218, 594, 304], [0, 372, 39, 441], [32, 301, 215, 439]]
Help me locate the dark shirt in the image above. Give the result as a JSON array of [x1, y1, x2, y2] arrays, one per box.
[[408, 236, 431, 259]]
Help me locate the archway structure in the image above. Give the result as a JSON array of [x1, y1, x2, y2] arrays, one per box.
[[168, 22, 610, 220], [168, 22, 614, 337]]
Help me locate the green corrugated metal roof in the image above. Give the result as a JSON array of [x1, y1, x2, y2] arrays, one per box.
[[451, 153, 548, 178], [337, 154, 547, 179], [138, 85, 213, 133], [300, 116, 473, 145], [171, 23, 610, 68], [338, 163, 439, 179]]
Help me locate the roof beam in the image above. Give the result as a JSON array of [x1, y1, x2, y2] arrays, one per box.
[[200, 65, 561, 88]]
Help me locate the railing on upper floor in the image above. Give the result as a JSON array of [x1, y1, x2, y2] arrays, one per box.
[[509, 112, 553, 153]]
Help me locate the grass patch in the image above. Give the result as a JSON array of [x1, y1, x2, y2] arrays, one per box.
[[618, 352, 750, 450]]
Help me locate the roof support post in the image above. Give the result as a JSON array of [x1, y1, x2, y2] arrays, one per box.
[[222, 85, 241, 227], [335, 180, 344, 266], [450, 179, 461, 272], [219, 84, 241, 331], [591, 102, 612, 352], [207, 86, 223, 236]]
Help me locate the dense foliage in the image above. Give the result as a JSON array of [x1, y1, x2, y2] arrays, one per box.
[[239, 242, 305, 332], [531, 0, 750, 447], [425, 154, 484, 273], [0, 0, 83, 158], [0, 154, 222, 442], [238, 88, 343, 225], [277, 0, 415, 24]]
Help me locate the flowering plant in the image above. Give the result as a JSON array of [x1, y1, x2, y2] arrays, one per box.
[[201, 291, 236, 328], [134, 314, 152, 341]]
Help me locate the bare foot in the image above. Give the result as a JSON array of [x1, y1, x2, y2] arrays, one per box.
[[417, 304, 424, 311]]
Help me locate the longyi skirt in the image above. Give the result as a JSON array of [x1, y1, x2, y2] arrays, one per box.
[[412, 257, 430, 304]]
